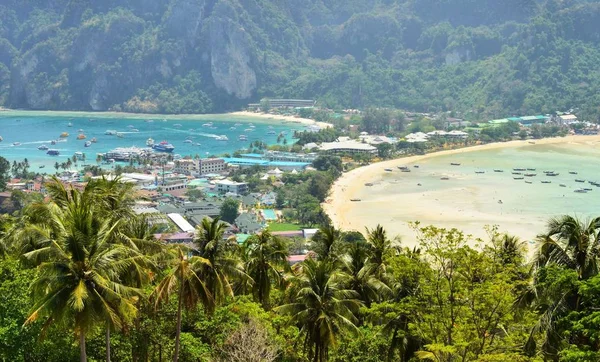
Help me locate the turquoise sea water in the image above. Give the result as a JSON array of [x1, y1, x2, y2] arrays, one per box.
[[0, 111, 303, 168]]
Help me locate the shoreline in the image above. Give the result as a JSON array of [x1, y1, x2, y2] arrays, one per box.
[[0, 109, 332, 128], [323, 135, 600, 248]]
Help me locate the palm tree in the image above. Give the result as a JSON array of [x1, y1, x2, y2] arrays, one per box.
[[519, 215, 600, 358], [153, 247, 214, 362], [22, 191, 143, 362], [342, 241, 390, 306], [194, 217, 247, 308], [366, 224, 394, 278], [276, 259, 362, 362], [243, 230, 289, 309], [312, 225, 341, 260]]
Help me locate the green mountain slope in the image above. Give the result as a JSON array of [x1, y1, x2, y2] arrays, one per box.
[[2, 0, 600, 119]]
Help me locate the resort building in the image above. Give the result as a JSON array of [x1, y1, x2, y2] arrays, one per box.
[[240, 151, 318, 163], [559, 114, 578, 125], [315, 140, 378, 155], [167, 213, 195, 233], [222, 157, 311, 171], [174, 158, 226, 176], [199, 158, 226, 174], [264, 99, 315, 108], [215, 179, 248, 194], [405, 132, 429, 143]]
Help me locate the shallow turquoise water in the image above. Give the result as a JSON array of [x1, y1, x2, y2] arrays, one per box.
[[0, 111, 303, 168]]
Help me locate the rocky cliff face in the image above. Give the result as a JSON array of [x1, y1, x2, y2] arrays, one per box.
[[208, 15, 257, 99]]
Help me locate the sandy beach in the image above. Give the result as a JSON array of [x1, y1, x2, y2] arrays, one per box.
[[324, 135, 600, 251], [229, 111, 332, 129]]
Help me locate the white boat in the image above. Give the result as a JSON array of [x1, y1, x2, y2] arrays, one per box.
[[38, 144, 49, 150], [74, 151, 84, 159], [68, 122, 73, 127], [183, 139, 193, 143], [146, 138, 155, 147], [202, 122, 213, 127], [230, 127, 236, 130], [215, 135, 229, 141], [127, 125, 134, 128], [105, 130, 117, 135], [12, 142, 21, 146], [84, 141, 92, 147], [131, 129, 139, 132], [162, 119, 167, 122], [249, 125, 256, 128], [116, 132, 124, 138], [91, 137, 97, 143], [238, 135, 248, 141], [244, 128, 254, 132], [78, 129, 84, 133], [194, 142, 201, 146], [234, 123, 242, 126]]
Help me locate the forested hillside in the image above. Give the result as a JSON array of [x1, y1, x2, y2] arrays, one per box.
[[3, 0, 600, 119]]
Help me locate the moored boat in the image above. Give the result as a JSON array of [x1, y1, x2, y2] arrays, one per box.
[[450, 162, 461, 166], [146, 138, 155, 147], [38, 144, 48, 150], [84, 141, 92, 147], [77, 134, 86, 140], [91, 137, 97, 143], [47, 149, 60, 156], [576, 179, 585, 183], [60, 132, 69, 138], [12, 142, 21, 146], [152, 141, 175, 152]]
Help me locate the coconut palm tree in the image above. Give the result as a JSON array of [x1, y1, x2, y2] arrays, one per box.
[[242, 230, 289, 309], [342, 241, 390, 306], [276, 259, 362, 362], [366, 224, 394, 278], [194, 217, 247, 308], [312, 225, 341, 261], [519, 215, 600, 358], [152, 247, 214, 362], [22, 191, 144, 362]]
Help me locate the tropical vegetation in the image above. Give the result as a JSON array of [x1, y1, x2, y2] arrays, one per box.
[[3, 177, 600, 361]]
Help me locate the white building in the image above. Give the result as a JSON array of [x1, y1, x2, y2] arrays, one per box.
[[173, 158, 226, 175], [215, 179, 248, 194], [317, 140, 377, 154], [405, 132, 429, 143], [167, 213, 195, 233]]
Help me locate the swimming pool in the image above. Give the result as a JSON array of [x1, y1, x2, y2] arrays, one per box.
[[263, 209, 277, 220]]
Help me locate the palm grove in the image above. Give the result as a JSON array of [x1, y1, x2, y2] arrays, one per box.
[[1, 177, 600, 362]]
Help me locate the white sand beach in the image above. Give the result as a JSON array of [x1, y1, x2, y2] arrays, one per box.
[[323, 135, 600, 251], [229, 111, 333, 129]]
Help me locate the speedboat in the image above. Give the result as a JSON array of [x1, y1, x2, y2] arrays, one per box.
[[131, 129, 139, 132], [194, 142, 201, 146], [60, 132, 69, 138], [152, 141, 175, 152], [84, 141, 92, 147], [127, 125, 134, 128], [244, 128, 254, 132], [450, 162, 461, 166], [569, 171, 578, 175], [267, 130, 277, 135], [116, 133, 124, 138], [12, 142, 21, 146], [47, 149, 60, 156], [38, 144, 49, 150], [77, 134, 86, 140], [183, 139, 193, 144], [202, 122, 213, 127], [173, 124, 182, 128], [91, 137, 97, 143], [215, 135, 229, 141], [575, 179, 585, 183], [146, 138, 155, 147], [238, 135, 248, 141], [234, 123, 242, 126], [105, 130, 117, 135], [68, 122, 73, 127], [440, 177, 450, 180], [78, 129, 84, 133], [384, 168, 393, 172]]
